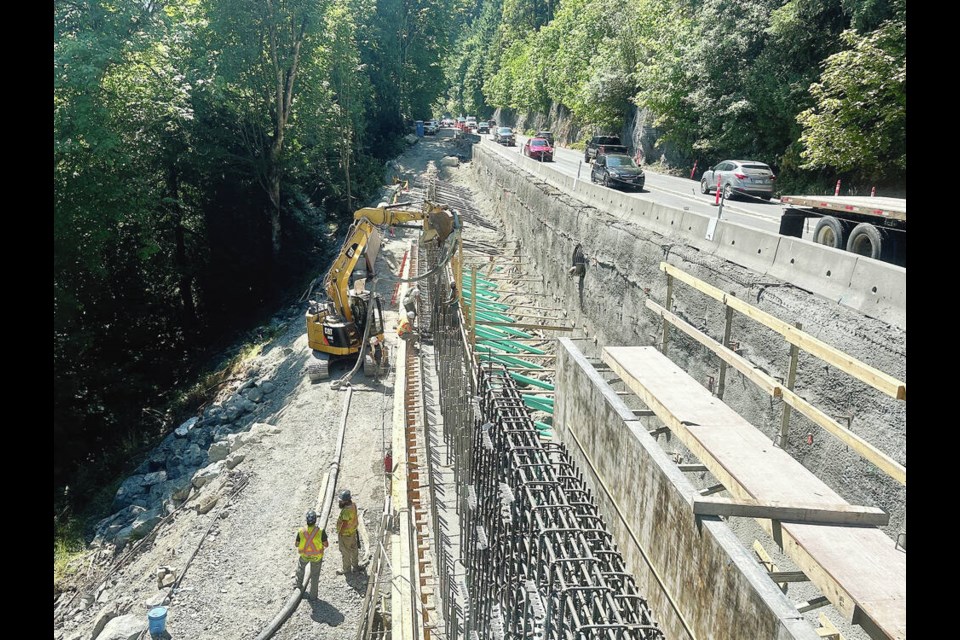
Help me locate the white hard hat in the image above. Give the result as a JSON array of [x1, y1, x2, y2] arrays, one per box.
[[410, 287, 420, 296], [407, 311, 416, 320]]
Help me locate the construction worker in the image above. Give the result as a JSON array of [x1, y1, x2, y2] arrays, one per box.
[[336, 489, 361, 574], [397, 311, 418, 342], [402, 287, 420, 318], [295, 509, 329, 600]]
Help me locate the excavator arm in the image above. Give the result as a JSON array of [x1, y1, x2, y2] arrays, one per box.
[[322, 221, 381, 324]]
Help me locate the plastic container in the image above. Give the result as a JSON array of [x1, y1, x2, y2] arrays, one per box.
[[147, 606, 168, 635]]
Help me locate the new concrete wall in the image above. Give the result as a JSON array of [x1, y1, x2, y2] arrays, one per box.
[[471, 144, 906, 539], [554, 338, 821, 640]]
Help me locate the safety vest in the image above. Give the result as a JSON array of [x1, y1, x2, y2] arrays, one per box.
[[397, 317, 412, 337], [298, 526, 326, 562], [338, 503, 358, 536]]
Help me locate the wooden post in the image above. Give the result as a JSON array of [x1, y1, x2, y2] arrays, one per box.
[[717, 305, 734, 399], [470, 265, 478, 350], [778, 321, 802, 447], [661, 274, 674, 354]]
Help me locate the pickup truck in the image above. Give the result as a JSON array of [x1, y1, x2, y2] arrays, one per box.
[[584, 135, 627, 163]]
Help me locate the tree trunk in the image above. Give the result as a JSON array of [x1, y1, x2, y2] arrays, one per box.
[[166, 165, 198, 333]]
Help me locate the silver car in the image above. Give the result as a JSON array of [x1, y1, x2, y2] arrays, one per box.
[[700, 160, 776, 201]]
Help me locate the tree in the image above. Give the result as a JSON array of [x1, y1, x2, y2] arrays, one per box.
[[204, 0, 325, 260], [796, 18, 905, 184]]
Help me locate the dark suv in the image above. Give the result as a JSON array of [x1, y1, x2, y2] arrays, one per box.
[[535, 131, 555, 146], [591, 154, 645, 191], [584, 135, 627, 163]]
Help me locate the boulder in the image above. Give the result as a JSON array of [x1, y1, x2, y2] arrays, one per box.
[[181, 444, 206, 468], [225, 452, 245, 469], [190, 427, 213, 449], [244, 386, 264, 403], [258, 381, 276, 395], [112, 476, 148, 509], [192, 461, 225, 489], [241, 398, 258, 413], [204, 405, 223, 421], [440, 156, 460, 167], [208, 440, 231, 463], [96, 614, 144, 640], [90, 603, 117, 640], [174, 416, 199, 438], [141, 471, 167, 487], [250, 422, 282, 436], [196, 493, 218, 514], [129, 508, 163, 539], [94, 505, 145, 542], [222, 407, 238, 423]]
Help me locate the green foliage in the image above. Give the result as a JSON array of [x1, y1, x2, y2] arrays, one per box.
[[797, 19, 905, 184], [54, 0, 423, 521], [444, 0, 904, 189]]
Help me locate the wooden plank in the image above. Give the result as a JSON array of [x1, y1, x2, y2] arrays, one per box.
[[659, 262, 906, 400], [768, 571, 810, 583], [753, 540, 788, 593], [677, 464, 708, 472], [693, 497, 889, 526], [647, 299, 905, 486], [602, 346, 906, 639], [816, 612, 845, 639], [796, 596, 831, 613]]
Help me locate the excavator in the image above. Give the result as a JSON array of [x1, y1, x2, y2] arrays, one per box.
[[305, 201, 460, 382]]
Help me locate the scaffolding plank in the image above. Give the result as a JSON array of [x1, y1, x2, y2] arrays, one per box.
[[602, 346, 905, 640]]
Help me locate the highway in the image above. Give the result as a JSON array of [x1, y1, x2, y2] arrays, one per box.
[[475, 130, 816, 242]]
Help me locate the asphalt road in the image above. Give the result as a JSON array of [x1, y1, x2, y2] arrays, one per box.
[[473, 130, 816, 241]]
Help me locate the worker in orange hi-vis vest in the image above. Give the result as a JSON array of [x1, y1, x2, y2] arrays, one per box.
[[295, 509, 329, 600], [336, 489, 361, 574]]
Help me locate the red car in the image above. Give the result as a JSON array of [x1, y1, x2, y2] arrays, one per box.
[[523, 137, 554, 162]]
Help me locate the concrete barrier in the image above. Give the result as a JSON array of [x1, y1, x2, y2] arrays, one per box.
[[711, 220, 781, 274], [678, 211, 713, 248], [845, 258, 907, 328], [622, 200, 688, 237], [768, 236, 856, 304]]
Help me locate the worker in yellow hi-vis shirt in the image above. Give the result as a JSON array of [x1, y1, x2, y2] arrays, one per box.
[[295, 509, 329, 600], [335, 489, 361, 574]]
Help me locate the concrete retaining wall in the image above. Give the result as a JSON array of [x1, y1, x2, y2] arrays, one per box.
[[471, 144, 906, 540], [554, 339, 821, 640]]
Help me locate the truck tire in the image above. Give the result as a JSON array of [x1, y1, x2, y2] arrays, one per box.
[[812, 216, 846, 249], [846, 223, 883, 259]]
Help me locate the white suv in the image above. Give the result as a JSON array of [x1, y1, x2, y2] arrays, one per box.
[[700, 160, 776, 201]]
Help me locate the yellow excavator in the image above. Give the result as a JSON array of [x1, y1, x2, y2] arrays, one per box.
[[305, 201, 460, 382]]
